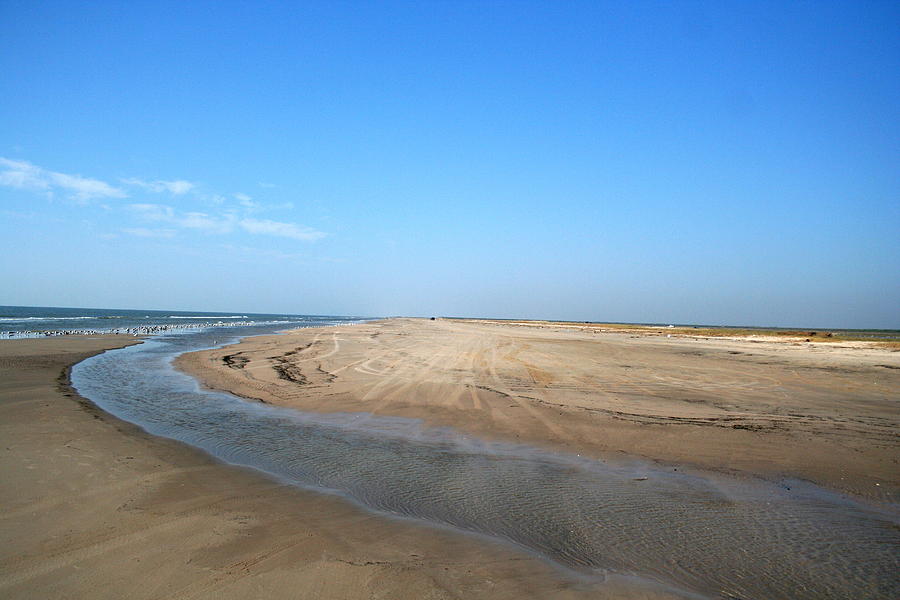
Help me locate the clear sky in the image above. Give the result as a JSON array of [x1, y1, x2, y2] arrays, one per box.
[[2, 1, 898, 328]]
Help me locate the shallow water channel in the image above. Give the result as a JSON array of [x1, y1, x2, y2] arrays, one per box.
[[71, 325, 899, 599]]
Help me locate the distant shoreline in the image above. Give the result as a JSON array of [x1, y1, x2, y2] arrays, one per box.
[[444, 317, 900, 346]]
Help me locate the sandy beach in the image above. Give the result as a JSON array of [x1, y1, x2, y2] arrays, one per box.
[[178, 318, 900, 502], [0, 335, 663, 600], [3, 320, 898, 599], [6, 0, 898, 596]]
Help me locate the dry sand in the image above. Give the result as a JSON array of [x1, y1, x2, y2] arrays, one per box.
[[4, 319, 898, 598], [1, 335, 672, 600], [178, 318, 900, 502]]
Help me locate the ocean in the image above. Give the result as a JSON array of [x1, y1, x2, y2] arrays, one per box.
[[0, 305, 367, 339]]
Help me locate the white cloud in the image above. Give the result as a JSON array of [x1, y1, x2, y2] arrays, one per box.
[[131, 203, 235, 234], [232, 195, 296, 213], [2, 158, 326, 244], [234, 192, 259, 210], [122, 177, 195, 195], [122, 227, 176, 238], [0, 158, 49, 191], [165, 180, 195, 195], [128, 205, 322, 241], [129, 203, 175, 221], [178, 211, 235, 234], [239, 218, 326, 241], [0, 157, 127, 201]]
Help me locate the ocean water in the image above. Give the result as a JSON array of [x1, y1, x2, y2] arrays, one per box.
[[0, 305, 365, 338], [70, 325, 900, 600]]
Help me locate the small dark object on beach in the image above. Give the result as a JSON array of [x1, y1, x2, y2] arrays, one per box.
[[430, 317, 436, 320]]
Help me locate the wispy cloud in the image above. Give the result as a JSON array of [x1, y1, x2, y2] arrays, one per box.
[[179, 211, 235, 234], [0, 157, 127, 201], [234, 192, 260, 210], [129, 203, 175, 221], [130, 203, 233, 233], [122, 227, 176, 238], [2, 157, 325, 243], [122, 177, 195, 195], [239, 218, 326, 241], [233, 194, 294, 213], [130, 203, 325, 241]]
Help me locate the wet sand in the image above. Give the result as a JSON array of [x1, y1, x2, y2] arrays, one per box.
[[1, 335, 673, 600], [178, 318, 900, 502]]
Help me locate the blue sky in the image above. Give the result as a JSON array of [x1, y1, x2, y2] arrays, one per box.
[[2, 1, 898, 328]]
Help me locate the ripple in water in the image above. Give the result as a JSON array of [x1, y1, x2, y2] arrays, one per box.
[[71, 328, 900, 600]]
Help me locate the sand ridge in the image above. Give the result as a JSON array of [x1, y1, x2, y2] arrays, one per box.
[[177, 318, 900, 502]]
